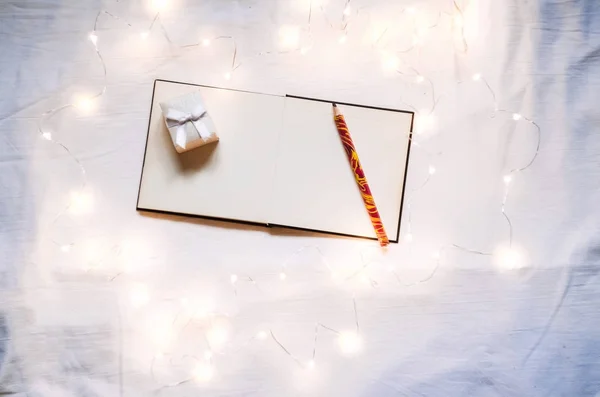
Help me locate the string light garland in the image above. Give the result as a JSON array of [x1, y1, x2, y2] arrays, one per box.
[[30, 0, 545, 391], [449, 73, 542, 266], [147, 292, 362, 390]]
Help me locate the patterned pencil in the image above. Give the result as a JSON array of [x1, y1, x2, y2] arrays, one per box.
[[332, 103, 390, 247]]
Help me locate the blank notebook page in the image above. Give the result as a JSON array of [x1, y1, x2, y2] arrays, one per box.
[[138, 81, 285, 223], [269, 97, 412, 240]]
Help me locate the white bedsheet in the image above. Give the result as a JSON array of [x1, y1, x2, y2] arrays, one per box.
[[1, 0, 600, 395]]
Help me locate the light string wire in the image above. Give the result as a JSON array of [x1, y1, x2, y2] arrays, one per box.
[[452, 0, 469, 54], [451, 74, 542, 255], [146, 245, 363, 380], [393, 1, 472, 257], [30, 0, 544, 389], [436, 0, 542, 258], [147, 291, 360, 388], [497, 109, 542, 247]]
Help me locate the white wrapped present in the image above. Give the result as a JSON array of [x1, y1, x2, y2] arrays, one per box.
[[159, 91, 219, 153]]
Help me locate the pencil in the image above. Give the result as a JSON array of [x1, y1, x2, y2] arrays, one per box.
[[332, 103, 390, 247]]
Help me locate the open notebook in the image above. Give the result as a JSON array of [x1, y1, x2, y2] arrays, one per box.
[[137, 79, 413, 242]]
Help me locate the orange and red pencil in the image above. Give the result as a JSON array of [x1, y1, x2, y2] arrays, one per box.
[[332, 103, 389, 247]]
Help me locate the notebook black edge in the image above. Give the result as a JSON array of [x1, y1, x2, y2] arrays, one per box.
[[285, 94, 414, 115], [135, 79, 158, 212], [136, 79, 415, 244]]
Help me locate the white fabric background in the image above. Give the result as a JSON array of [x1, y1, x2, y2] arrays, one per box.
[[1, 0, 599, 396]]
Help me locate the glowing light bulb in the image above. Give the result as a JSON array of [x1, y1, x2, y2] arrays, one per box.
[[224, 72, 231, 80], [494, 245, 526, 270], [89, 32, 98, 46], [256, 330, 267, 340], [130, 283, 150, 308], [454, 14, 464, 27], [194, 300, 214, 317], [307, 359, 315, 369], [503, 175, 512, 185], [206, 323, 229, 348], [382, 54, 400, 71], [279, 25, 300, 48], [152, 322, 174, 350], [416, 75, 425, 83], [140, 31, 149, 40], [85, 260, 101, 272], [337, 331, 362, 355], [230, 274, 238, 284], [416, 110, 435, 134], [428, 165, 436, 175], [192, 362, 214, 382], [512, 113, 522, 121], [74, 96, 93, 112], [202, 38, 211, 46], [472, 73, 481, 81], [339, 35, 347, 44], [69, 191, 93, 215], [60, 244, 71, 253], [279, 272, 287, 281], [343, 5, 351, 16], [405, 233, 413, 243], [151, 0, 169, 12]]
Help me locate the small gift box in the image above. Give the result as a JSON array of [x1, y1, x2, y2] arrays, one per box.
[[159, 91, 219, 153]]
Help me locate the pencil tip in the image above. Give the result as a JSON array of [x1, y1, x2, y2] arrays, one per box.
[[332, 103, 337, 107]]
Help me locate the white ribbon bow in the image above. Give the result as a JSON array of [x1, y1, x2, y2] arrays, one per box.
[[165, 105, 212, 149]]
